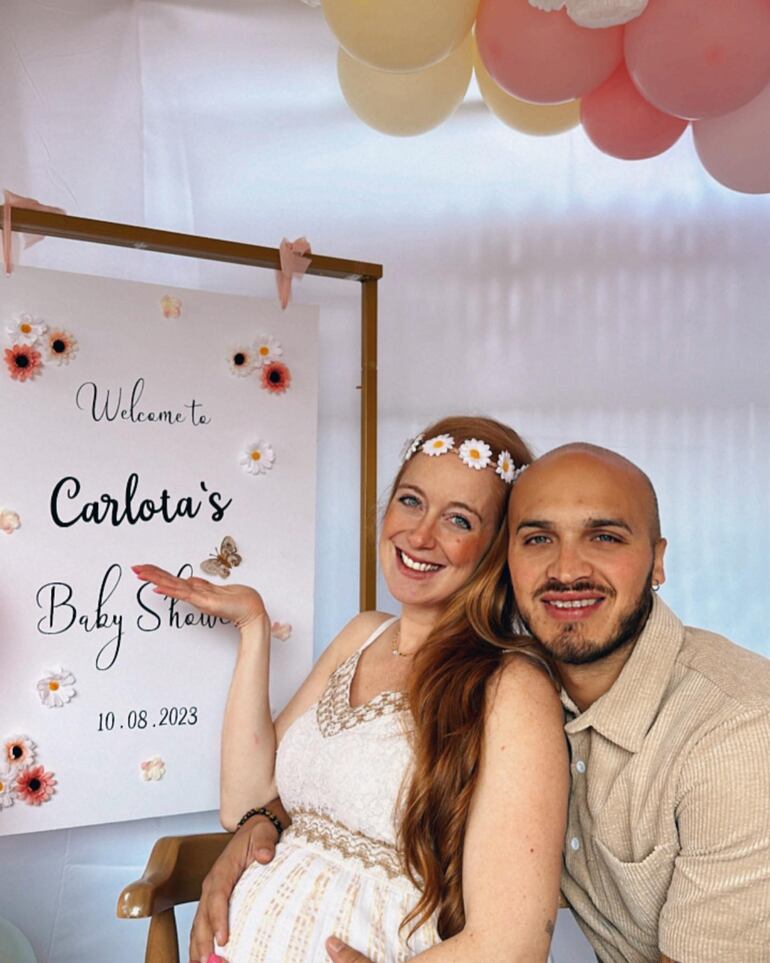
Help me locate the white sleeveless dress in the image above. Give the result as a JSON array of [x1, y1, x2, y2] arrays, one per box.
[[220, 617, 441, 962]]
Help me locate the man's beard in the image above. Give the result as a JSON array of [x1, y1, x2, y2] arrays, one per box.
[[515, 576, 655, 666]]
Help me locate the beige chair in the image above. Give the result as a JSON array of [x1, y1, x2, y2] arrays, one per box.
[[117, 832, 230, 963]]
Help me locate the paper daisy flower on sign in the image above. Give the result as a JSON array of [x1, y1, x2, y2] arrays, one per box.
[[5, 313, 47, 346], [0, 509, 20, 534], [4, 344, 42, 382], [140, 756, 166, 782], [271, 621, 292, 641], [422, 434, 455, 457], [240, 440, 275, 475], [253, 333, 282, 367], [261, 361, 291, 395], [0, 770, 16, 810], [45, 329, 78, 366], [36, 668, 77, 708], [227, 346, 256, 377], [4, 736, 36, 771], [160, 295, 182, 319], [400, 433, 424, 463], [15, 764, 56, 806], [458, 439, 493, 471]]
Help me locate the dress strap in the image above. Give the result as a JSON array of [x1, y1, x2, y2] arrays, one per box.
[[357, 615, 398, 654]]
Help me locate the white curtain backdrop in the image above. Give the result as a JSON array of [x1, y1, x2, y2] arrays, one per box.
[[0, 1, 768, 960]]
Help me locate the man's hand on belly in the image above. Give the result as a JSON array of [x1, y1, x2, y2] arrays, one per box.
[[326, 936, 375, 963], [189, 806, 285, 963]]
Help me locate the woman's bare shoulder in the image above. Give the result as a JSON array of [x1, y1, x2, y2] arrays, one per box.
[[324, 609, 397, 666], [488, 651, 563, 720]]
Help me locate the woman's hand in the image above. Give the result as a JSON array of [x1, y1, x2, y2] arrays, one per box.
[[132, 564, 266, 629]]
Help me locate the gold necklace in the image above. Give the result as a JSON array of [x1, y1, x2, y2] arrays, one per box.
[[391, 627, 410, 657]]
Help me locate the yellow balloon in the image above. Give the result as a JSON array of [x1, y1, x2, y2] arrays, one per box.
[[338, 34, 473, 137], [323, 0, 480, 72], [474, 44, 581, 136]]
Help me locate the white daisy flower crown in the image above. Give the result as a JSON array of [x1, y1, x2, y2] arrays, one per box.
[[401, 432, 528, 484]]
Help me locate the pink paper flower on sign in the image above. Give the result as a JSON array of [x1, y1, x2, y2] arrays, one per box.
[[160, 295, 182, 319], [45, 329, 78, 366], [140, 756, 166, 782], [5, 313, 46, 346], [0, 509, 20, 534], [4, 736, 36, 771], [36, 668, 77, 708], [15, 764, 56, 806], [271, 622, 292, 641], [261, 361, 291, 395], [4, 344, 42, 382]]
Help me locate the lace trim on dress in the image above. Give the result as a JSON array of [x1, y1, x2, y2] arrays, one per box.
[[286, 806, 403, 879], [316, 647, 407, 738]]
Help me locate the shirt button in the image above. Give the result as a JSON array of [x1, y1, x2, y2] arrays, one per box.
[[570, 836, 581, 851], [575, 760, 586, 774]]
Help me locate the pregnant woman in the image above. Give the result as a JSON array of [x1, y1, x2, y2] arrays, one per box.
[[134, 415, 568, 963]]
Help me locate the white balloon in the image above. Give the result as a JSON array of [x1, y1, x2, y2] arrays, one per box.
[[0, 918, 36, 963], [566, 0, 647, 28]]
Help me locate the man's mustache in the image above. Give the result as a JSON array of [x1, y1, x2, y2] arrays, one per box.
[[533, 579, 615, 599]]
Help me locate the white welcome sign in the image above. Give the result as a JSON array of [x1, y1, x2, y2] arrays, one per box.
[[0, 267, 318, 835]]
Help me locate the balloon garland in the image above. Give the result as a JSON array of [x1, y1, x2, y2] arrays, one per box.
[[316, 0, 770, 194]]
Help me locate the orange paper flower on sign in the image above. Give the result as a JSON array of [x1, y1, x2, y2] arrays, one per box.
[[15, 764, 56, 806], [261, 361, 291, 395], [4, 344, 42, 382], [45, 329, 78, 365], [4, 735, 36, 770]]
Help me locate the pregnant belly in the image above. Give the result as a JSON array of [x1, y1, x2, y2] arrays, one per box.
[[220, 838, 439, 963]]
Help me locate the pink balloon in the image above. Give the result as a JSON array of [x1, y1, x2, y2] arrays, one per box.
[[581, 62, 688, 159], [693, 80, 770, 194], [625, 0, 770, 120], [476, 0, 623, 105]]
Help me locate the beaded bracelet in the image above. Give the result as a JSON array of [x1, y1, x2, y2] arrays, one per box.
[[236, 805, 284, 838]]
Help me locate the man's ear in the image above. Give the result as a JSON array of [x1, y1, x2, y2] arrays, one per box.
[[652, 537, 667, 587]]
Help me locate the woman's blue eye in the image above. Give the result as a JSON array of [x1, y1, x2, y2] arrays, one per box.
[[398, 494, 420, 508], [449, 514, 471, 531]]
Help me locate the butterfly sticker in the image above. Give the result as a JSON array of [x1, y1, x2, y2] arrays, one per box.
[[200, 536, 242, 579]]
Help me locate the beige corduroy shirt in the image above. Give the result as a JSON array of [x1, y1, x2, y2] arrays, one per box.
[[559, 597, 770, 963]]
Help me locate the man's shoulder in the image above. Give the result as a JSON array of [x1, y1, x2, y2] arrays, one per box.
[[677, 622, 770, 711]]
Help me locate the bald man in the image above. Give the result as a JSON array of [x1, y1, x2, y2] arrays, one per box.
[[499, 444, 770, 963], [193, 445, 770, 963]]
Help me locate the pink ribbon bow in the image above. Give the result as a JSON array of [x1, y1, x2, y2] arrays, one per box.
[[276, 237, 311, 310], [2, 189, 66, 276]]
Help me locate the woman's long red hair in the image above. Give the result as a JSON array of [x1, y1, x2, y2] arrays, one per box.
[[389, 416, 553, 940]]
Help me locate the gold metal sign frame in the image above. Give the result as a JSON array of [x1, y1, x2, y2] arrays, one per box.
[[1, 206, 381, 609]]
